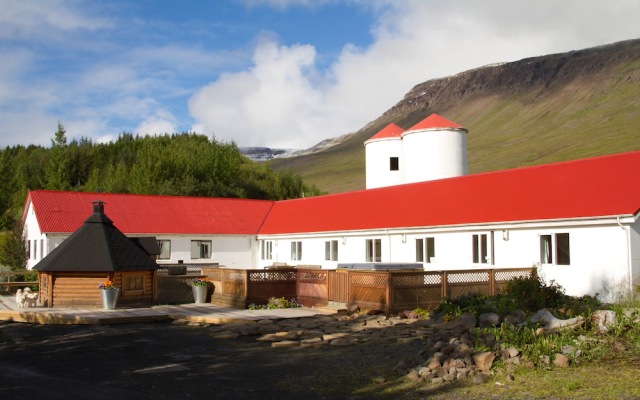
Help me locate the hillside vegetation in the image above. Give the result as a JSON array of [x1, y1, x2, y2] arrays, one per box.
[[270, 39, 640, 193], [0, 127, 321, 230]]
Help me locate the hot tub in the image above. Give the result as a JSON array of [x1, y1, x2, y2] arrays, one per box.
[[337, 263, 424, 271]]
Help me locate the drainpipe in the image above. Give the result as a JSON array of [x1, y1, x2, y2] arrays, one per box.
[[617, 216, 632, 300]]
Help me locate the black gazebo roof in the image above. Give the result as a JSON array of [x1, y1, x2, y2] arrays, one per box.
[[34, 201, 160, 272]]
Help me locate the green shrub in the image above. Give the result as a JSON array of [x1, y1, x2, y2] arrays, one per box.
[[248, 297, 301, 310]]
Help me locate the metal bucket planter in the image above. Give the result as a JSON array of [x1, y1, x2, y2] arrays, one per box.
[[100, 288, 120, 310], [192, 285, 207, 303]]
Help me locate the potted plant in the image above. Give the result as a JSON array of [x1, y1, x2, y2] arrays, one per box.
[[188, 277, 210, 304], [99, 280, 119, 310]]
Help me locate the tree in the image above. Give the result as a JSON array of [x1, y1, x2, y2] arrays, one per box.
[[43, 122, 71, 190], [0, 220, 27, 270]]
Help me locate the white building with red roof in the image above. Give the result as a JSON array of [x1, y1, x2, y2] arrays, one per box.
[[22, 115, 640, 301]]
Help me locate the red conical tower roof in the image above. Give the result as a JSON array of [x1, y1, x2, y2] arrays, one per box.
[[365, 123, 404, 143], [407, 114, 467, 132]]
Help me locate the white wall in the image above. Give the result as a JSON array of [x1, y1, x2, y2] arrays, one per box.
[[402, 128, 467, 184], [365, 138, 403, 189], [152, 235, 255, 268], [256, 219, 636, 300]]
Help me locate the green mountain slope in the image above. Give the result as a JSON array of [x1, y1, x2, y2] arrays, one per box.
[[270, 39, 640, 194]]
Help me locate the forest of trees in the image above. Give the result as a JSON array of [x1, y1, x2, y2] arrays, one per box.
[[0, 123, 323, 231]]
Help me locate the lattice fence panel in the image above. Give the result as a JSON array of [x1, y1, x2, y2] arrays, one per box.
[[350, 274, 387, 287], [495, 270, 531, 282], [249, 271, 297, 282], [447, 271, 490, 284], [298, 271, 327, 283], [223, 271, 246, 283]]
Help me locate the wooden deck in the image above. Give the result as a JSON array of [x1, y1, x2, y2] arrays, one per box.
[[0, 295, 332, 325]]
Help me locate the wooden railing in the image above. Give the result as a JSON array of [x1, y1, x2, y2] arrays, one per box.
[[300, 267, 534, 313], [202, 267, 297, 308], [200, 266, 533, 313], [0, 271, 39, 294]]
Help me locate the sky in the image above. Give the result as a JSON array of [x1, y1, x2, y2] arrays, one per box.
[[1, 1, 639, 150]]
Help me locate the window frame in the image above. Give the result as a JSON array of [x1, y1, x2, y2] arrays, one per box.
[[261, 240, 273, 260], [389, 156, 399, 171], [190, 240, 212, 260], [325, 240, 339, 261], [291, 241, 302, 261], [540, 233, 570, 265], [122, 272, 144, 295], [366, 239, 382, 262], [472, 233, 491, 264], [157, 239, 171, 260]]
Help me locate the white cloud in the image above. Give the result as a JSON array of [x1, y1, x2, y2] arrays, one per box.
[[189, 0, 640, 148], [135, 110, 178, 135], [0, 0, 111, 40]]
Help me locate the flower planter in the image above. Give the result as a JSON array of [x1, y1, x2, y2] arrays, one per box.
[[100, 288, 120, 310], [192, 285, 207, 304]]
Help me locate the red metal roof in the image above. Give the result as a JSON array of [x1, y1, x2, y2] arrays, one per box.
[[28, 191, 274, 235], [407, 113, 467, 132], [259, 151, 640, 234], [365, 123, 405, 143]]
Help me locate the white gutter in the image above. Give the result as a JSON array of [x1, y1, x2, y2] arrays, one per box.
[[617, 216, 633, 299], [258, 214, 636, 240]]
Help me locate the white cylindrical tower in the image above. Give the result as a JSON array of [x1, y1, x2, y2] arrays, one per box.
[[364, 123, 405, 189], [401, 114, 468, 184]]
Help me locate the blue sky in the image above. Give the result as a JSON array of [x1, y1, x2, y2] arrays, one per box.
[[1, 0, 639, 149]]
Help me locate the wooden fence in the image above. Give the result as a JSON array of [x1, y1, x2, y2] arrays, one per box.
[[202, 266, 533, 313], [0, 271, 39, 294], [202, 267, 297, 308]]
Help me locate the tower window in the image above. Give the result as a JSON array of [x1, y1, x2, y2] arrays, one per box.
[[390, 157, 399, 171]]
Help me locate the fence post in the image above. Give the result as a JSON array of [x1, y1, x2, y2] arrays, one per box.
[[442, 271, 448, 300]]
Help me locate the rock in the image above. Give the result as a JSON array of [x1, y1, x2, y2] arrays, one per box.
[[472, 374, 486, 384], [330, 337, 357, 346], [406, 369, 421, 382], [478, 312, 500, 328], [372, 376, 386, 384], [539, 355, 551, 366], [271, 340, 299, 348], [591, 310, 616, 334], [531, 308, 585, 333], [553, 353, 570, 368], [503, 310, 527, 326], [210, 332, 239, 340], [427, 359, 441, 371], [431, 377, 444, 385], [417, 366, 431, 377], [472, 352, 495, 371], [434, 313, 477, 332]]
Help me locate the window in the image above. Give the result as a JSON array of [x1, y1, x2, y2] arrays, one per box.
[[472, 234, 489, 264], [416, 239, 424, 262], [123, 273, 144, 294], [540, 233, 570, 265], [366, 239, 382, 262], [26, 240, 31, 259], [540, 235, 552, 264], [40, 240, 44, 259], [291, 241, 302, 261], [389, 157, 399, 171], [191, 240, 211, 259], [556, 233, 570, 265], [416, 238, 436, 263], [157, 240, 171, 260], [325, 240, 338, 261], [261, 240, 273, 260]]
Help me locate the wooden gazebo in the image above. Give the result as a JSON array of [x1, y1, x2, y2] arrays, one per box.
[[34, 201, 160, 308]]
